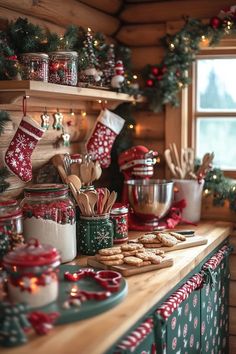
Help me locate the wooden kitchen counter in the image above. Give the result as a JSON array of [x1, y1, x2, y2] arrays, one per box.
[[3, 221, 233, 354]]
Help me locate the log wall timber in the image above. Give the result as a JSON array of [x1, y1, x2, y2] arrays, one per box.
[[0, 0, 120, 35], [116, 23, 166, 47], [131, 46, 164, 71], [120, 0, 236, 24], [80, 0, 122, 14], [0, 7, 65, 35]]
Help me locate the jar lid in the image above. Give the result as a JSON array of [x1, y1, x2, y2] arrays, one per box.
[[111, 203, 129, 215], [20, 53, 49, 58], [24, 183, 68, 196], [3, 239, 60, 267], [0, 199, 22, 220], [49, 51, 78, 57]]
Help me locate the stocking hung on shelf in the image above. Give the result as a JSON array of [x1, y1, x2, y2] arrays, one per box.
[[86, 109, 125, 168], [5, 115, 45, 182]]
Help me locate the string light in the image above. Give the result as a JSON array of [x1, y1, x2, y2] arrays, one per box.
[[213, 174, 217, 180], [204, 189, 210, 195], [81, 110, 87, 118], [70, 109, 75, 116]]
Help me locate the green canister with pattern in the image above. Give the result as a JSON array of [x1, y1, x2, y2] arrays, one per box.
[[110, 203, 129, 244], [77, 214, 114, 255]]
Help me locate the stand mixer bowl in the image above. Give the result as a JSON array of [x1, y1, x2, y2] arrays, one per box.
[[125, 179, 174, 224]]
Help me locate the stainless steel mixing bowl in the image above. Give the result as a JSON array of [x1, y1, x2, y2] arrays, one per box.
[[125, 179, 174, 222]]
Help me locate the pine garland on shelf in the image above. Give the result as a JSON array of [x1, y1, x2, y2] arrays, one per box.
[[143, 6, 236, 112], [203, 168, 236, 212], [0, 18, 138, 95]]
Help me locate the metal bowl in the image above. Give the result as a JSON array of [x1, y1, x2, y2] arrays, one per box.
[[125, 179, 174, 222]]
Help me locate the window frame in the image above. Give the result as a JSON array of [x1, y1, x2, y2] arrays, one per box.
[[188, 48, 236, 179]]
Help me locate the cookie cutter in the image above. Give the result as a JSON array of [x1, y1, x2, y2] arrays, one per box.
[[64, 268, 122, 301]]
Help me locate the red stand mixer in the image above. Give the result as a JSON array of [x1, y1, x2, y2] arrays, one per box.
[[118, 146, 174, 231]]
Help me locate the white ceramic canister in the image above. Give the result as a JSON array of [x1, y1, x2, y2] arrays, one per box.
[[3, 239, 61, 308]]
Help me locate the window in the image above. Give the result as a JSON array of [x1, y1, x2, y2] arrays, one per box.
[[193, 56, 236, 175]]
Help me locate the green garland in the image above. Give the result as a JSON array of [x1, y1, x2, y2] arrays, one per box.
[[0, 110, 11, 193], [0, 18, 137, 95], [143, 10, 236, 112], [203, 168, 236, 212]]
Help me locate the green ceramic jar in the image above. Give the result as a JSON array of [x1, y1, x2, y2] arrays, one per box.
[[77, 214, 114, 255]]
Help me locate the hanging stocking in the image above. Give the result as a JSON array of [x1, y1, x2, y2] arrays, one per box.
[[86, 109, 125, 168], [5, 115, 45, 182]]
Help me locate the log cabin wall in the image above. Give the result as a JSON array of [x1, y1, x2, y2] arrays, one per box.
[[0, 0, 123, 199], [0, 0, 236, 350]]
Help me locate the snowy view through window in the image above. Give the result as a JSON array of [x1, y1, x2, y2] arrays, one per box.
[[196, 58, 236, 170]]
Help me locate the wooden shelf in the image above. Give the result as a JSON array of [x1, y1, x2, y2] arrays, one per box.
[[0, 80, 142, 107]]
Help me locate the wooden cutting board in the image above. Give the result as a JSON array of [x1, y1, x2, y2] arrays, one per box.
[[87, 256, 174, 277], [144, 236, 208, 253]]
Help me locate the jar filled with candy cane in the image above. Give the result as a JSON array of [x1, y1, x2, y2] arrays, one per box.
[[19, 53, 49, 81], [48, 51, 78, 86]]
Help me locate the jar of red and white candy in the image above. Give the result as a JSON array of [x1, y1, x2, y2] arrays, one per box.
[[20, 184, 76, 263], [0, 200, 24, 262], [3, 239, 60, 308]]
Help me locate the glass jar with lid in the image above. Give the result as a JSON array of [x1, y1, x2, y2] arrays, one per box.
[[20, 184, 77, 263], [3, 239, 61, 308], [19, 53, 49, 81], [0, 200, 24, 262], [110, 203, 129, 244], [48, 51, 78, 86]]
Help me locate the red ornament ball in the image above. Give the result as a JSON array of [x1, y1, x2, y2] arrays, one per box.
[[146, 79, 154, 87], [210, 16, 221, 29], [151, 67, 159, 76]]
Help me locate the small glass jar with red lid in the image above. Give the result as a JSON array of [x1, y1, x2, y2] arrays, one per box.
[[0, 200, 24, 262], [3, 239, 60, 308], [20, 184, 76, 263]]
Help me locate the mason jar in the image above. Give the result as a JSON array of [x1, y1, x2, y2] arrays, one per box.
[[0, 200, 24, 262], [77, 214, 114, 255], [3, 239, 60, 308], [110, 203, 129, 244], [19, 53, 49, 81], [20, 184, 77, 263], [48, 51, 78, 86]]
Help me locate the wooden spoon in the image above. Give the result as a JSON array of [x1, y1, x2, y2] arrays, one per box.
[[86, 191, 98, 215], [104, 191, 117, 213], [94, 160, 102, 181], [67, 175, 82, 193], [77, 193, 92, 216]]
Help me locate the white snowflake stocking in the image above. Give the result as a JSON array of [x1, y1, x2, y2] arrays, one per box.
[[86, 109, 125, 168], [5, 115, 45, 182]]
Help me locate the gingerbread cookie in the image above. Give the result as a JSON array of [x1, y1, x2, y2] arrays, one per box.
[[156, 232, 178, 247], [123, 256, 143, 266], [100, 259, 124, 266], [169, 231, 186, 241], [121, 243, 144, 251], [143, 243, 162, 248], [98, 247, 121, 256], [122, 249, 145, 257], [96, 253, 124, 261], [138, 233, 158, 244]]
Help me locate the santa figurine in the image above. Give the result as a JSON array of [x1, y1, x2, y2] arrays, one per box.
[[111, 60, 125, 89]]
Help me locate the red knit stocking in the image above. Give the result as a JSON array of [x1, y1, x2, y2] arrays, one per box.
[[5, 115, 45, 182], [86, 109, 125, 168]]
